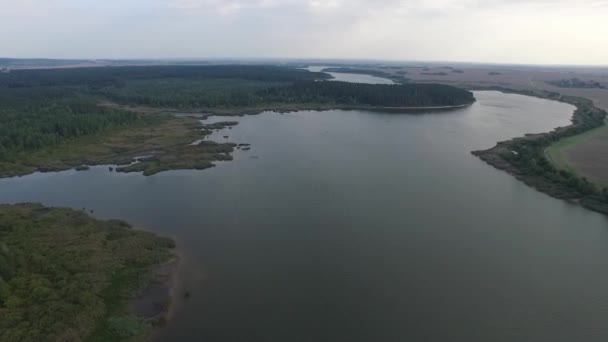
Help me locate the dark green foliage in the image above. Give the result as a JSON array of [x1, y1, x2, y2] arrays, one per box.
[[261, 81, 475, 107], [98, 78, 288, 108], [106, 315, 147, 339], [0, 65, 327, 162], [0, 204, 174, 341], [0, 65, 330, 88], [0, 87, 141, 161], [0, 65, 473, 176]]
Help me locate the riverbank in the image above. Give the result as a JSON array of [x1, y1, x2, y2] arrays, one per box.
[[471, 88, 608, 215], [100, 100, 474, 116], [0, 98, 474, 180], [0, 203, 177, 341], [129, 253, 180, 329]]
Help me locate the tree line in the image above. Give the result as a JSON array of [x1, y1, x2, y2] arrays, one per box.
[[261, 80, 475, 107], [0, 65, 474, 162], [0, 65, 330, 88]]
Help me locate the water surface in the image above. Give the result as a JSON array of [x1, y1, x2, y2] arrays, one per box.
[[308, 65, 395, 84], [2, 87, 608, 341]]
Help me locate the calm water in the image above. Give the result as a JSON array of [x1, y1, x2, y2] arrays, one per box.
[[307, 66, 395, 84], [2, 85, 608, 340]]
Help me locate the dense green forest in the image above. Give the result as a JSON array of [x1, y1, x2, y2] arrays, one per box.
[[0, 66, 329, 161], [0, 204, 175, 341], [0, 65, 475, 175], [546, 78, 606, 89], [0, 88, 140, 161], [261, 81, 475, 107], [0, 65, 330, 88]]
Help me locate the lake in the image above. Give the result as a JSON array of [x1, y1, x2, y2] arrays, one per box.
[[2, 73, 608, 341], [308, 65, 395, 84]]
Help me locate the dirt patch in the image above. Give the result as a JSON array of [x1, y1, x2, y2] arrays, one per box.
[[129, 255, 180, 325]]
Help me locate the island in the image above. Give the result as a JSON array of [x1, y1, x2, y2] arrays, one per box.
[[0, 65, 475, 178], [0, 203, 176, 341]]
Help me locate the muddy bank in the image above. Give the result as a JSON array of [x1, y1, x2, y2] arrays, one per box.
[[129, 253, 180, 338]]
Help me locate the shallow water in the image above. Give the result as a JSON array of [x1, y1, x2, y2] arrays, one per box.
[[2, 85, 608, 340]]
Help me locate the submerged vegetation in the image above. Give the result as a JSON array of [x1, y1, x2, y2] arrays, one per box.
[[0, 65, 474, 178], [472, 89, 608, 214], [0, 203, 175, 341]]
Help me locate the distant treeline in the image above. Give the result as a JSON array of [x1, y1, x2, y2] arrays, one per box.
[[0, 65, 330, 88], [262, 81, 475, 107], [0, 66, 329, 160], [546, 78, 606, 89]]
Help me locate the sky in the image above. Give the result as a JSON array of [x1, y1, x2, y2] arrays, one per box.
[[1, 0, 607, 65]]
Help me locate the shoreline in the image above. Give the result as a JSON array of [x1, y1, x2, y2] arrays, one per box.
[[100, 100, 475, 117], [128, 250, 181, 338], [0, 101, 475, 180], [0, 116, 238, 179], [470, 87, 608, 215]]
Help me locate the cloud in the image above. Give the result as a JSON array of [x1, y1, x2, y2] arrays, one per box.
[[0, 0, 607, 64], [164, 0, 294, 13]]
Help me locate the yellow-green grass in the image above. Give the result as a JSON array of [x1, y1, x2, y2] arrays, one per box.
[[545, 121, 608, 187]]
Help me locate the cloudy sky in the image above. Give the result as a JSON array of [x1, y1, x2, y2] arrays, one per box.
[[1, 0, 607, 65]]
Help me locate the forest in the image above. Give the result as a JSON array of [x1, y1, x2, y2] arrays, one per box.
[[261, 81, 475, 107], [0, 65, 475, 169]]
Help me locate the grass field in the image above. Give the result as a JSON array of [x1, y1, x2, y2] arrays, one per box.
[[546, 121, 608, 187]]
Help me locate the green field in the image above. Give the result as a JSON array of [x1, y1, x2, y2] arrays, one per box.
[[545, 121, 608, 186]]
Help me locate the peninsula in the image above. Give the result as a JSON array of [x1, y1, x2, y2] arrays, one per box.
[[0, 65, 475, 178]]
